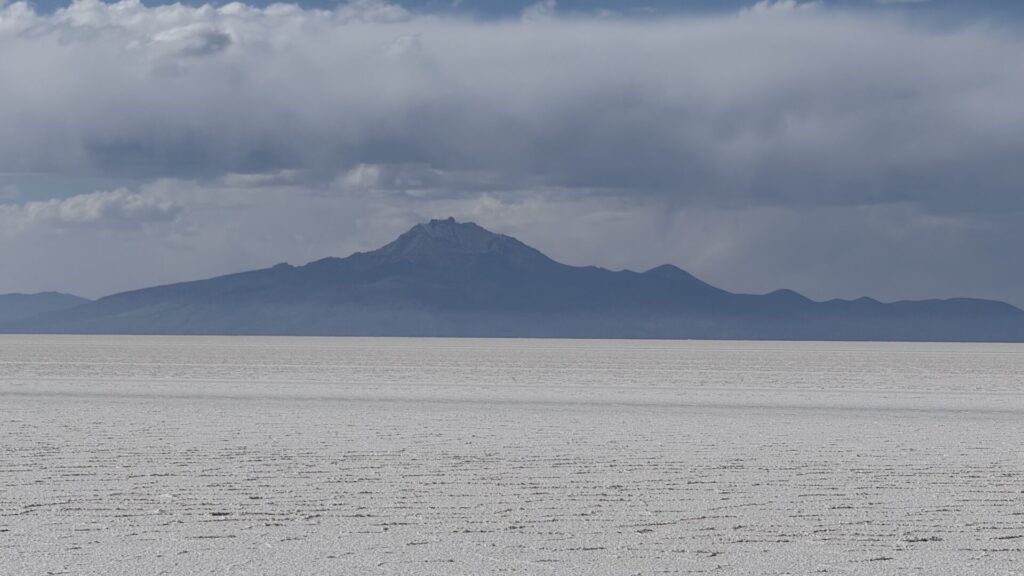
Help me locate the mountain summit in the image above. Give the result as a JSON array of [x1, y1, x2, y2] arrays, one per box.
[[5, 219, 1023, 341], [360, 218, 553, 269]]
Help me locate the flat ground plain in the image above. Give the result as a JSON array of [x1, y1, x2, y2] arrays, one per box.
[[1, 335, 1023, 575]]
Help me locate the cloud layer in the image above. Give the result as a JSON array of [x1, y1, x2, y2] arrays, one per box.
[[1, 0, 1023, 306]]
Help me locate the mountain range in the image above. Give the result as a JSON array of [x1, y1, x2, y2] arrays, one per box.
[[3, 218, 1023, 341], [0, 292, 91, 325]]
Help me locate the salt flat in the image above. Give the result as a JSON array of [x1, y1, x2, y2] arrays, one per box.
[[1, 336, 1023, 575]]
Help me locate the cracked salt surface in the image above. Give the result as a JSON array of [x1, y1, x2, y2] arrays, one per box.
[[1, 335, 1023, 575]]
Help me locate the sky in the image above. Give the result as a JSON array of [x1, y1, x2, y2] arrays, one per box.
[[1, 0, 1023, 307]]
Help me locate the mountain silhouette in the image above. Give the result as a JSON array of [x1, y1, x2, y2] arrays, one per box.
[[0, 292, 91, 325], [5, 218, 1023, 341]]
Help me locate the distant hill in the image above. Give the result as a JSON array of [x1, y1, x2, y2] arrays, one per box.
[[5, 218, 1024, 341], [0, 292, 91, 325]]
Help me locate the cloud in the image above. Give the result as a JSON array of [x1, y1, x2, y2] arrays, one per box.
[[334, 0, 412, 23], [742, 1, 822, 15], [150, 23, 232, 58], [0, 0, 1020, 215], [332, 162, 528, 197], [522, 0, 557, 21], [219, 169, 305, 188], [0, 187, 182, 233]]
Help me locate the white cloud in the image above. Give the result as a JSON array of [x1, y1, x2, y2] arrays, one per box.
[[0, 187, 181, 233], [522, 0, 557, 22], [335, 0, 412, 24], [742, 1, 822, 16], [332, 163, 518, 196], [219, 169, 305, 188], [150, 22, 232, 57]]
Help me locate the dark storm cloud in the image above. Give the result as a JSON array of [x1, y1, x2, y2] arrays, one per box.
[[1, 0, 1022, 213]]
